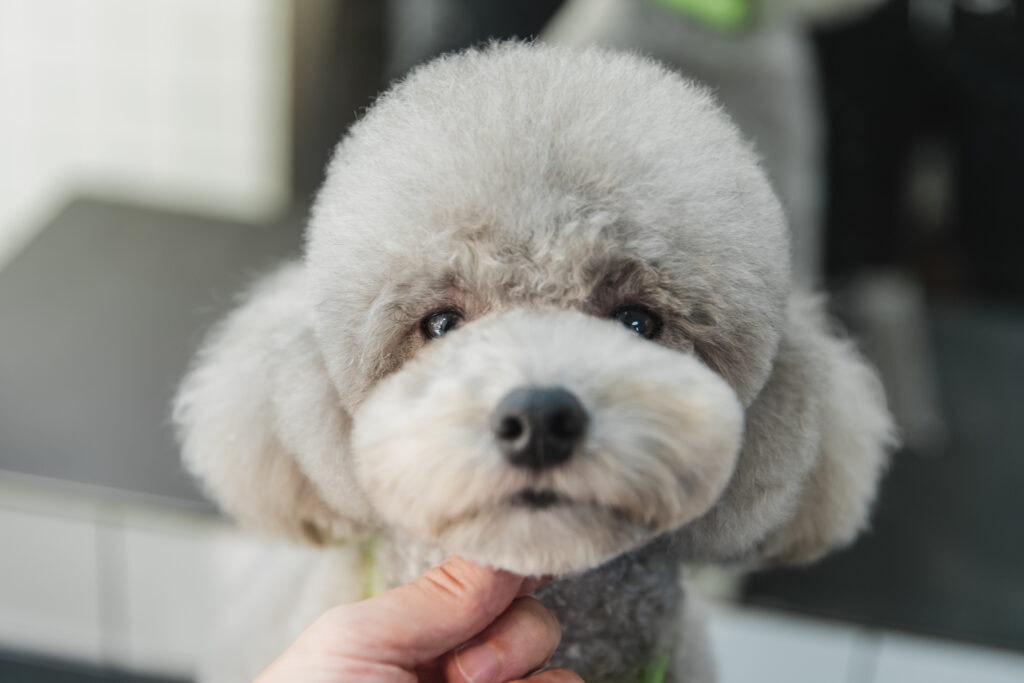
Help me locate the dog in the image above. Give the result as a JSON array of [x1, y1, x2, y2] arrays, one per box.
[[175, 42, 894, 682]]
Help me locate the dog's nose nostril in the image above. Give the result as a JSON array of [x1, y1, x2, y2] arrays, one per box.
[[496, 415, 525, 440], [547, 407, 585, 441], [491, 386, 588, 470]]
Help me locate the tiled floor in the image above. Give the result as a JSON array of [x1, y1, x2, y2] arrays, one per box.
[[2, 470, 1023, 682]]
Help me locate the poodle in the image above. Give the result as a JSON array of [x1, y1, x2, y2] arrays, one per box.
[[174, 43, 894, 683]]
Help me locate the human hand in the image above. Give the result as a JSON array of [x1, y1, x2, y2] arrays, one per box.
[[256, 555, 582, 683]]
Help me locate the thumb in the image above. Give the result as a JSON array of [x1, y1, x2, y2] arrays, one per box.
[[330, 555, 526, 669]]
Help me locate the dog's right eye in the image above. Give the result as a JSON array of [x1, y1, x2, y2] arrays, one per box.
[[422, 310, 463, 339], [612, 304, 662, 339]]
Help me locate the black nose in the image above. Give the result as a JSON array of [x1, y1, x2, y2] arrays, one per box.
[[491, 386, 588, 470]]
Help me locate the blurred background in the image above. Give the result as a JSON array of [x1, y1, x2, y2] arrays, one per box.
[[0, 1, 1021, 681]]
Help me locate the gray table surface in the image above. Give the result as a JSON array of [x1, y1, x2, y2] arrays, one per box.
[[0, 198, 302, 503]]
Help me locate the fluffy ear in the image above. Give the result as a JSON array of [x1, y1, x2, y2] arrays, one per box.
[[755, 299, 897, 564], [173, 262, 374, 544], [672, 296, 895, 565]]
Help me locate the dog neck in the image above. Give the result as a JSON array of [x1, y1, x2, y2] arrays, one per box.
[[366, 530, 687, 682]]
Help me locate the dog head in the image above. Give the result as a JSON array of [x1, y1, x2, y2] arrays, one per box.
[[176, 44, 891, 575]]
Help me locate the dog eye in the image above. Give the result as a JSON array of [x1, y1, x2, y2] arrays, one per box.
[[422, 310, 463, 339], [613, 305, 662, 339]]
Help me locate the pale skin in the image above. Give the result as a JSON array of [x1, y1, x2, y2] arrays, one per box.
[[257, 556, 583, 683]]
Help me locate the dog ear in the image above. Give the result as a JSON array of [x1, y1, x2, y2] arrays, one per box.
[[173, 262, 373, 544], [755, 297, 897, 565], [672, 296, 895, 565]]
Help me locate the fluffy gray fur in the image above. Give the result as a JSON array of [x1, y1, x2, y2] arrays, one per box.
[[174, 43, 895, 682]]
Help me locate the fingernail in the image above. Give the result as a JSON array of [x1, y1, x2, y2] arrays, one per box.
[[454, 641, 500, 683]]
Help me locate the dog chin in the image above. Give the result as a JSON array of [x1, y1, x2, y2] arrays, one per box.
[[429, 495, 668, 575]]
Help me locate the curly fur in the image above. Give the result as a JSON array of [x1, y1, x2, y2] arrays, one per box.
[[174, 43, 895, 682]]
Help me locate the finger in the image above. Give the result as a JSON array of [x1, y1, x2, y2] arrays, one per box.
[[517, 574, 553, 597], [514, 668, 585, 683], [445, 597, 561, 683], [322, 555, 527, 667]]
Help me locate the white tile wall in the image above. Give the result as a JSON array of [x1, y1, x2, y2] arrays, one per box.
[[116, 512, 262, 677], [3, 471, 1024, 680], [0, 0, 291, 269], [874, 631, 1024, 683], [0, 471, 246, 676], [705, 606, 1024, 683], [0, 505, 103, 663], [708, 606, 860, 683]]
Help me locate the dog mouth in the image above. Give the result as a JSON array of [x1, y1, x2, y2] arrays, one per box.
[[505, 489, 642, 527], [426, 486, 660, 546], [508, 488, 567, 509]]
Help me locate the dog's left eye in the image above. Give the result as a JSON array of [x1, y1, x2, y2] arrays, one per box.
[[422, 310, 463, 339], [613, 304, 662, 339]]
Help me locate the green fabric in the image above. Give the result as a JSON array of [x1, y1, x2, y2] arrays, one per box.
[[649, 0, 754, 31], [639, 653, 670, 683], [358, 537, 387, 599]]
